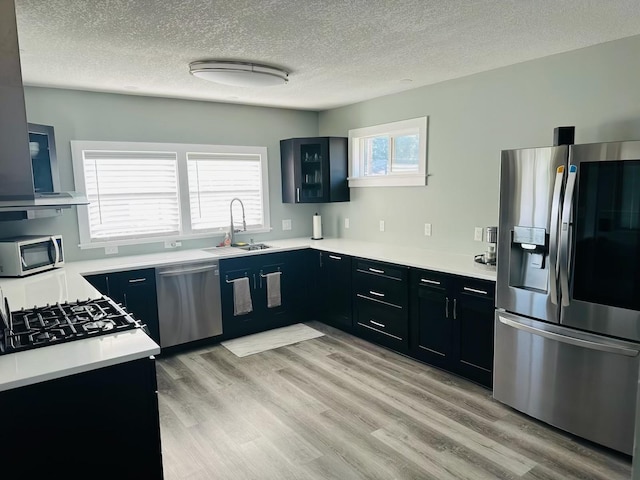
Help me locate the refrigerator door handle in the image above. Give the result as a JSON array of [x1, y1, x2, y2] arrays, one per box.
[[498, 314, 639, 357], [559, 165, 577, 307], [548, 166, 564, 305]]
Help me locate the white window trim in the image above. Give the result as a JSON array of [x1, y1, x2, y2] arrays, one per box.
[[71, 140, 270, 249], [348, 117, 428, 187]]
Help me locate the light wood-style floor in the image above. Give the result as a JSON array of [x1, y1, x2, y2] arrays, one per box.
[[156, 321, 632, 480]]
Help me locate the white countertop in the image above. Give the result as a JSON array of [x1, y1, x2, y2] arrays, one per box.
[[0, 237, 494, 392], [0, 329, 159, 392]]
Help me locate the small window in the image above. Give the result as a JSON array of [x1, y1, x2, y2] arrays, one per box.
[[71, 141, 270, 248], [349, 117, 428, 187]]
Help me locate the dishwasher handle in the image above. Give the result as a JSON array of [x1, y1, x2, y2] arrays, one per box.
[[157, 264, 218, 277]]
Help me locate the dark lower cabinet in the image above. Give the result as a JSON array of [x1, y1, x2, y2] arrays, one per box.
[[220, 250, 306, 338], [318, 251, 352, 329], [0, 357, 163, 479], [84, 268, 160, 345], [410, 269, 495, 387], [353, 258, 409, 352]]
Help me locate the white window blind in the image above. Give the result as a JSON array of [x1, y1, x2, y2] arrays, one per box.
[[82, 150, 180, 240], [188, 152, 263, 231]]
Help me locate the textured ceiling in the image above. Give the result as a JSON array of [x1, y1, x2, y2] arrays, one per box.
[[13, 0, 640, 111]]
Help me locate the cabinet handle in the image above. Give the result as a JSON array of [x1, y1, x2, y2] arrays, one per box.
[[328, 255, 342, 260], [128, 278, 146, 284], [368, 267, 384, 274], [420, 278, 440, 285], [105, 276, 110, 296], [445, 297, 449, 319], [463, 286, 489, 295], [368, 290, 385, 298], [453, 298, 457, 320], [253, 273, 257, 290], [123, 292, 128, 309], [370, 320, 386, 328], [319, 252, 323, 268], [296, 187, 300, 202]]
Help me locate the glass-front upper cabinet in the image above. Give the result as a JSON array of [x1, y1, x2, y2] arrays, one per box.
[[280, 137, 349, 203]]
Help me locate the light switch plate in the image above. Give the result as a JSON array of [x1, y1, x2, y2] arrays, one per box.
[[379, 220, 385, 232], [105, 245, 118, 255], [344, 218, 350, 229], [282, 219, 292, 231], [474, 227, 484, 241], [424, 223, 432, 236]]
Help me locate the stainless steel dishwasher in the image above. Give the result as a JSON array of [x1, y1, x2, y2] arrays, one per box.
[[156, 260, 222, 348]]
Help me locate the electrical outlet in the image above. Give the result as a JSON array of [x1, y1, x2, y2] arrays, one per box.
[[105, 245, 118, 255], [474, 227, 484, 241], [424, 223, 432, 236], [379, 220, 385, 232], [164, 240, 182, 249], [344, 217, 350, 229], [282, 219, 292, 231]]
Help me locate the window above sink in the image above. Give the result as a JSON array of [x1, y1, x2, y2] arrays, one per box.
[[70, 140, 271, 249]]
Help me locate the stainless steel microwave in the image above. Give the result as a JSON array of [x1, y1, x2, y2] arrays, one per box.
[[0, 235, 64, 277]]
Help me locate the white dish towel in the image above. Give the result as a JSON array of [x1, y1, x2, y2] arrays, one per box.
[[233, 277, 253, 316], [266, 272, 282, 308]]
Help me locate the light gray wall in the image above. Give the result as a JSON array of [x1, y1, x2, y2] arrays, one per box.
[[318, 34, 640, 256], [1, 87, 318, 261]]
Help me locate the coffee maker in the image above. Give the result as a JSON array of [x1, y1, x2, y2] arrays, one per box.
[[474, 226, 498, 268]]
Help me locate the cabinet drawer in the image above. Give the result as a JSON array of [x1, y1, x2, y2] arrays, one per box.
[[456, 277, 495, 301], [411, 269, 452, 290], [355, 259, 407, 282], [354, 272, 407, 308], [354, 297, 408, 340]]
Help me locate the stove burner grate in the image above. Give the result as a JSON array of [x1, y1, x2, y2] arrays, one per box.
[[1, 296, 142, 355]]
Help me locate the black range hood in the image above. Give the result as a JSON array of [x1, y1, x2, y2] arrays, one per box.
[[0, 0, 87, 214]]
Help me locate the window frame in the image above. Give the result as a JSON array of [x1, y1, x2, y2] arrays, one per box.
[[348, 117, 428, 187], [71, 140, 270, 249]]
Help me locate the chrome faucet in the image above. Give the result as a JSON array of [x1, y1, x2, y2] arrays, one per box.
[[229, 197, 246, 246]]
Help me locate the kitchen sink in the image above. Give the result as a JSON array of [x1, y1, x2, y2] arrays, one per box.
[[236, 243, 271, 251], [203, 243, 272, 255]]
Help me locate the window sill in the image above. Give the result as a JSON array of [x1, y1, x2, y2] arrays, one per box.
[[348, 174, 428, 188], [78, 226, 272, 250]]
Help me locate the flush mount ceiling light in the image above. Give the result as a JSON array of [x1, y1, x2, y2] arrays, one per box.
[[189, 61, 289, 87]]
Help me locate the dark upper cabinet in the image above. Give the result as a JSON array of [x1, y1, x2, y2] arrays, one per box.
[[83, 268, 160, 345], [280, 137, 349, 203], [410, 269, 495, 388], [317, 251, 353, 329]]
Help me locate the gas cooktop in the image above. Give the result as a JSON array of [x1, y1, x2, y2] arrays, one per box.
[[0, 297, 143, 355]]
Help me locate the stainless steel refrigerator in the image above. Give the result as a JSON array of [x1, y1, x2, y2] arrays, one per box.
[[494, 140, 640, 455]]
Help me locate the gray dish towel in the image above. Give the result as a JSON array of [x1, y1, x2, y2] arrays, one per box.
[[266, 272, 282, 308], [233, 277, 253, 316]]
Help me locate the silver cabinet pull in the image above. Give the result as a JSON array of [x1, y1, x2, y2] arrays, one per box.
[[370, 320, 385, 328], [128, 278, 147, 284], [463, 286, 488, 295], [445, 297, 449, 319], [453, 298, 457, 320], [105, 276, 111, 296], [420, 278, 440, 285], [253, 273, 257, 290], [368, 267, 384, 274], [296, 187, 300, 202], [123, 292, 128, 309], [328, 255, 342, 260], [369, 290, 385, 297]]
